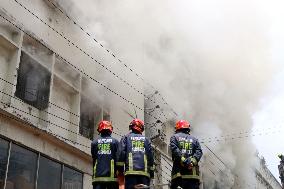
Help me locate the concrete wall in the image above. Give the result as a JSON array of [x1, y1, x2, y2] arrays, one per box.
[[0, 0, 145, 188], [0, 112, 93, 189]]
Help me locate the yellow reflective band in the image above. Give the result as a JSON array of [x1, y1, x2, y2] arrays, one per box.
[[172, 173, 181, 180], [191, 157, 197, 165], [93, 177, 118, 182], [192, 166, 197, 176], [181, 175, 200, 180], [116, 162, 124, 166], [111, 159, 114, 178], [93, 161, 98, 182], [144, 155, 148, 173], [150, 166, 155, 171], [129, 153, 133, 171], [125, 171, 150, 178]]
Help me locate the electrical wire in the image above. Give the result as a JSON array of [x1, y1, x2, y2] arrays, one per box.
[[3, 4, 277, 183], [199, 127, 284, 144], [203, 144, 256, 188], [44, 0, 179, 118], [0, 13, 167, 121], [0, 76, 173, 173], [10, 0, 171, 109], [0, 110, 90, 149], [0, 96, 171, 178]]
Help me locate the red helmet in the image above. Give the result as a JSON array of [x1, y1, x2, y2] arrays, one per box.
[[175, 120, 190, 131], [98, 121, 113, 133], [129, 119, 144, 133]]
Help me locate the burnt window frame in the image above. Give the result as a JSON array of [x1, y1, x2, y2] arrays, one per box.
[[79, 96, 102, 140], [15, 51, 51, 110]]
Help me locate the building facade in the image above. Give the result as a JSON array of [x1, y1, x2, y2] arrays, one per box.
[[0, 0, 146, 189], [255, 156, 282, 189], [3, 1, 281, 189], [201, 153, 282, 189]]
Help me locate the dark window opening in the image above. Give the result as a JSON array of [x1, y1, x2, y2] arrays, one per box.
[[79, 97, 101, 140], [0, 138, 9, 189], [15, 51, 51, 110]]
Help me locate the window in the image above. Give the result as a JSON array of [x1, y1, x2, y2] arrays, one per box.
[[6, 144, 37, 189], [0, 137, 84, 189], [63, 166, 83, 189], [79, 97, 101, 140], [15, 51, 51, 110], [37, 156, 61, 189], [0, 138, 9, 189]]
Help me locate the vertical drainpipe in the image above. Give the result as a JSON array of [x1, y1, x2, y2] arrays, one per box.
[[35, 153, 41, 189], [3, 141, 12, 189]]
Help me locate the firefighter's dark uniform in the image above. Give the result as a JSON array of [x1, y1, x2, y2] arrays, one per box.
[[170, 131, 203, 189], [117, 132, 154, 189], [91, 134, 119, 189]]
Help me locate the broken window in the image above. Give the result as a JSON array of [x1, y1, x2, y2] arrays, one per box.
[[79, 97, 101, 140], [15, 51, 51, 110]]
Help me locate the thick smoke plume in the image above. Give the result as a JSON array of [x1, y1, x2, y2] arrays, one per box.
[[57, 0, 282, 188]]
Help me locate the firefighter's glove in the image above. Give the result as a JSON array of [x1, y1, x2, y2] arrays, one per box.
[[181, 157, 191, 167], [190, 157, 197, 166]]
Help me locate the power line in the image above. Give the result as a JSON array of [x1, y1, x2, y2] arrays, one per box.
[[199, 128, 284, 144], [203, 144, 228, 168], [0, 13, 166, 121], [0, 110, 90, 149], [203, 144, 256, 188], [0, 77, 79, 118], [45, 0, 179, 118], [45, 0, 138, 75], [2, 1, 177, 125], [0, 88, 125, 148], [0, 77, 126, 136], [199, 124, 283, 141], [11, 0, 171, 109], [0, 76, 172, 173], [0, 92, 171, 177]]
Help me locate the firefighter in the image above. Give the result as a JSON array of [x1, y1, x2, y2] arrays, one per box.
[[91, 121, 119, 189], [117, 119, 154, 189], [170, 120, 203, 189]]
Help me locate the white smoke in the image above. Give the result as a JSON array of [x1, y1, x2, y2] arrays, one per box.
[[57, 0, 284, 188]]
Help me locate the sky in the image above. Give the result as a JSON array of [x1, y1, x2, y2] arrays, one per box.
[[252, 0, 284, 182], [253, 69, 284, 182]]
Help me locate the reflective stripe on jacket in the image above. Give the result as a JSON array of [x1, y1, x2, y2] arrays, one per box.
[[117, 132, 154, 178], [91, 135, 119, 182], [170, 131, 203, 180]]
